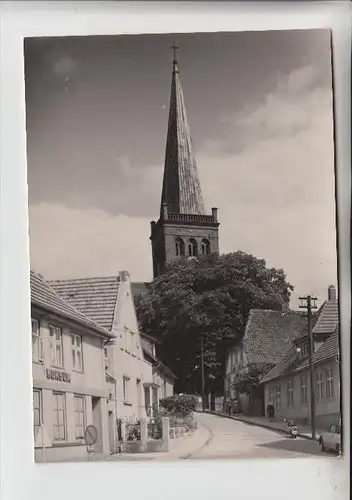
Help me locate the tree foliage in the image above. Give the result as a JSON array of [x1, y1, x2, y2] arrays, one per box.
[[159, 394, 198, 415], [135, 251, 293, 394], [231, 362, 276, 394]]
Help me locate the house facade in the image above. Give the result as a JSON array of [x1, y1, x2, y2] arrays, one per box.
[[50, 271, 174, 426], [261, 286, 340, 431], [225, 309, 307, 415], [31, 271, 113, 462], [141, 332, 175, 416]]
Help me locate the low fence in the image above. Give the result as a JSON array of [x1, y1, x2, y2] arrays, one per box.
[[118, 417, 170, 454]]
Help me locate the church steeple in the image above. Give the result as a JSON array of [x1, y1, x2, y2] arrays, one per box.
[[150, 46, 220, 279], [161, 45, 205, 215]]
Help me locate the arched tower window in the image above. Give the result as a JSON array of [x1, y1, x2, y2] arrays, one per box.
[[188, 238, 198, 257], [201, 238, 211, 256], [175, 237, 185, 257]]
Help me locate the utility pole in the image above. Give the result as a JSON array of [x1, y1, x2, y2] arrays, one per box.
[[299, 295, 318, 440], [201, 334, 206, 412]]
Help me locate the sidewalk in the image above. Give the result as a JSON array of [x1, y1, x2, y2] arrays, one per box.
[[205, 410, 321, 441]]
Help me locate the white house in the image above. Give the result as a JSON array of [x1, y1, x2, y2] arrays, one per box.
[[31, 270, 114, 462]]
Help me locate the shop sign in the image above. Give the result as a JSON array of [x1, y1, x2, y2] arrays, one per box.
[[46, 368, 71, 383]]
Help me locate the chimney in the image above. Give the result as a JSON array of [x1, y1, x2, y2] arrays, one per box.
[[119, 270, 130, 282], [328, 285, 337, 301], [211, 207, 218, 222]]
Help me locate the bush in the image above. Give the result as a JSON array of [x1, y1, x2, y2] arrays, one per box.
[[159, 394, 198, 415]]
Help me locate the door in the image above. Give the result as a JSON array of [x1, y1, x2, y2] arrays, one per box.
[[91, 397, 103, 453]]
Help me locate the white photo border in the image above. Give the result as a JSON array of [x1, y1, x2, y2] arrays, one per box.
[[0, 2, 350, 500]]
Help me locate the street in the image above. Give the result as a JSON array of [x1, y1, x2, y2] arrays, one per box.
[[188, 412, 323, 460]]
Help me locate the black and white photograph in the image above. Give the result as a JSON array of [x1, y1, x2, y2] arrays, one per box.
[[24, 28, 341, 463]]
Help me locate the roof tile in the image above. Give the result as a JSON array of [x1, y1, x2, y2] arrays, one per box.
[[49, 276, 120, 331], [243, 309, 307, 364], [31, 271, 113, 338]]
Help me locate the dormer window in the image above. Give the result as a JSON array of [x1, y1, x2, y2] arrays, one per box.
[[297, 341, 309, 358]]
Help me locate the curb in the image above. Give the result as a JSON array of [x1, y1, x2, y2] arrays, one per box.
[[205, 410, 319, 442]]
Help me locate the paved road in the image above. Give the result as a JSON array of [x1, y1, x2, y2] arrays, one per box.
[[189, 412, 324, 460]]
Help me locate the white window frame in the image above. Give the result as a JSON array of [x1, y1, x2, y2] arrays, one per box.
[[74, 395, 86, 440], [71, 333, 83, 372], [32, 318, 42, 363], [49, 325, 64, 367], [316, 371, 324, 402], [326, 368, 334, 399], [300, 375, 307, 404], [287, 379, 294, 408], [33, 389, 42, 440], [123, 376, 130, 403], [53, 392, 66, 441]]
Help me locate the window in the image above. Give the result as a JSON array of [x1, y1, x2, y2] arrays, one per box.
[[275, 385, 281, 409], [268, 386, 275, 405], [201, 238, 210, 256], [287, 379, 294, 408], [300, 375, 307, 404], [32, 318, 42, 362], [326, 368, 334, 399], [33, 390, 42, 440], [53, 392, 66, 441], [123, 376, 130, 403], [298, 342, 309, 357], [71, 334, 83, 372], [74, 395, 85, 440], [49, 325, 63, 367], [316, 371, 324, 402], [175, 238, 185, 257], [188, 238, 198, 257]]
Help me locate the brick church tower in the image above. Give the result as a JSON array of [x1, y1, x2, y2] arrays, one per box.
[[150, 49, 220, 278]]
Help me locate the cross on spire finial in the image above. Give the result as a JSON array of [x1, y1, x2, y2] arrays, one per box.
[[171, 42, 179, 64]]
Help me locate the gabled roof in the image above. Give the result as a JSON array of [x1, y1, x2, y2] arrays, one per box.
[[31, 271, 114, 339], [160, 57, 206, 215], [48, 276, 120, 331], [261, 326, 339, 384], [295, 298, 339, 342], [243, 309, 307, 364]]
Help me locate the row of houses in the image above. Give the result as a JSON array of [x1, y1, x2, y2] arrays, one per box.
[[31, 269, 175, 462], [225, 285, 340, 431]]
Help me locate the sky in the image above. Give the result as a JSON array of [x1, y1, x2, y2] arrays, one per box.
[[25, 29, 337, 309]]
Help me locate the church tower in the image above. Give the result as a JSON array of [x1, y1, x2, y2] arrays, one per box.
[[150, 46, 220, 278]]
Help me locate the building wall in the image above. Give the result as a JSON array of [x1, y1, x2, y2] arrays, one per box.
[[32, 315, 110, 462], [263, 360, 340, 430], [111, 271, 151, 421]]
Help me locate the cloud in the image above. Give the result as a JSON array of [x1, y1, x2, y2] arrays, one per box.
[[196, 65, 337, 307], [29, 204, 153, 283]]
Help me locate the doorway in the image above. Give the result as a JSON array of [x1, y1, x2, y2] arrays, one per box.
[[91, 397, 103, 453], [108, 411, 115, 454]]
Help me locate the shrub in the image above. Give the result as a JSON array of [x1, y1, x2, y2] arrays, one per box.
[[159, 394, 198, 415]]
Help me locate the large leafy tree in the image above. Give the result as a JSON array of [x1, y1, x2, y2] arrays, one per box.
[[135, 251, 293, 395]]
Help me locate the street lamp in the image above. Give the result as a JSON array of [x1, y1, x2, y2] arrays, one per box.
[[299, 295, 318, 440]]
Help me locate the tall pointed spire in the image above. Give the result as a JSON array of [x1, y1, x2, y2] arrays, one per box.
[[160, 46, 206, 215]]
